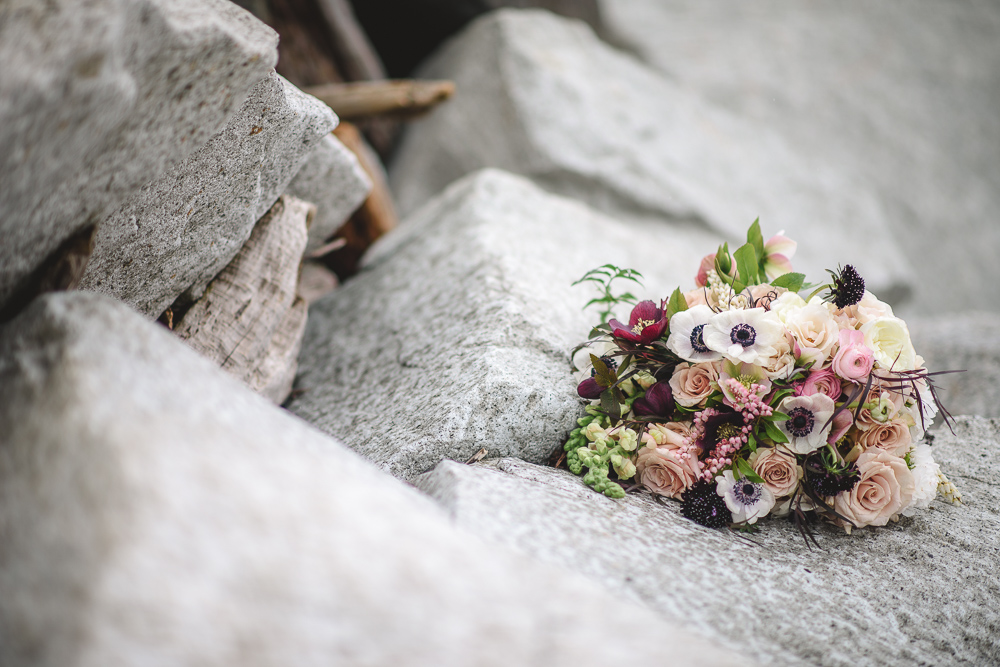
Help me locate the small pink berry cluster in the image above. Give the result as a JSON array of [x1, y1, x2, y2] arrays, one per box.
[[680, 385, 775, 481]]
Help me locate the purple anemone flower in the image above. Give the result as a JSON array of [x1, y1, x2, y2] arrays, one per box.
[[609, 300, 668, 345], [632, 382, 674, 419], [577, 377, 604, 400]]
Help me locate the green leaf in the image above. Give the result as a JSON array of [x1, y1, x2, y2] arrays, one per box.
[[770, 272, 806, 292], [590, 354, 615, 387], [747, 218, 764, 257], [763, 419, 789, 444], [736, 457, 765, 485], [770, 410, 790, 422], [666, 287, 688, 320], [733, 242, 760, 287], [714, 243, 732, 278], [601, 388, 621, 424], [747, 432, 758, 452]]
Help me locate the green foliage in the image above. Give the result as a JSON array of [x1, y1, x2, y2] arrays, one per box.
[[666, 287, 688, 320], [732, 242, 760, 291], [573, 264, 644, 324], [770, 272, 806, 292]]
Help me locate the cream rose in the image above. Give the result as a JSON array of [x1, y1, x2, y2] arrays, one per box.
[[834, 449, 914, 529], [784, 301, 840, 367], [749, 447, 802, 498], [836, 291, 895, 327], [669, 362, 719, 408], [860, 316, 917, 371], [853, 419, 912, 457], [635, 445, 701, 499]]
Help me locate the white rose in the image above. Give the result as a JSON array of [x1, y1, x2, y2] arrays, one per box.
[[784, 301, 839, 366], [860, 316, 917, 371], [770, 291, 807, 325]]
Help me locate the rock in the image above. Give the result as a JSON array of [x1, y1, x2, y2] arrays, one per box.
[[173, 195, 313, 404], [598, 0, 1000, 315], [415, 417, 1000, 667], [908, 312, 1000, 419], [287, 169, 721, 479], [0, 0, 278, 313], [389, 9, 915, 303], [78, 72, 337, 317], [287, 133, 373, 255], [0, 291, 742, 667]]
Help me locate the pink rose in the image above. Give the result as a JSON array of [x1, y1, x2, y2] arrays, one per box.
[[797, 368, 842, 400], [635, 445, 701, 499], [694, 253, 716, 287], [683, 288, 708, 307], [854, 419, 912, 457], [669, 362, 719, 408], [749, 447, 801, 498], [832, 328, 874, 382], [834, 449, 914, 529], [643, 421, 691, 449]]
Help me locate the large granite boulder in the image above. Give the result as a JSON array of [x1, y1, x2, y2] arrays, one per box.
[[0, 0, 278, 312], [389, 9, 914, 302], [416, 417, 1000, 666], [598, 0, 1000, 315], [78, 71, 337, 317], [909, 312, 1000, 419], [0, 291, 741, 667], [288, 169, 721, 479]]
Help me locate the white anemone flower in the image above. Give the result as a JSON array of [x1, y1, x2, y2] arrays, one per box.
[[716, 470, 775, 524], [702, 308, 785, 365], [777, 394, 836, 455], [667, 304, 723, 363]]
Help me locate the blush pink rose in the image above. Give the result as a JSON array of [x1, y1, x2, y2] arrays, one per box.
[[669, 362, 719, 408], [683, 288, 708, 307], [797, 368, 842, 400], [834, 449, 914, 528], [635, 445, 701, 499], [832, 328, 875, 382], [749, 447, 801, 498], [643, 421, 691, 449], [694, 253, 716, 287], [854, 419, 912, 457]]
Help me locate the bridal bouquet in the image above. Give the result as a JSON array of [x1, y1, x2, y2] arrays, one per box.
[[564, 221, 960, 537]]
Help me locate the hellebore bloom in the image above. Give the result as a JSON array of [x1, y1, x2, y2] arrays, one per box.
[[762, 232, 797, 280], [577, 377, 604, 400], [609, 300, 668, 345], [632, 382, 674, 419]]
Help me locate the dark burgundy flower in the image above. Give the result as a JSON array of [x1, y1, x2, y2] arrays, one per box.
[[577, 377, 604, 400], [632, 382, 674, 419], [608, 300, 668, 345], [697, 410, 745, 459]]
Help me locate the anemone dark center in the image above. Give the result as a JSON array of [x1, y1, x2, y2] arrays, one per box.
[[742, 483, 756, 496], [733, 480, 761, 504], [787, 407, 815, 437], [730, 323, 756, 348], [690, 324, 709, 353]]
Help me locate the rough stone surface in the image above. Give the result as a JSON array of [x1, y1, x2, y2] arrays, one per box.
[[0, 0, 278, 312], [78, 71, 336, 317], [599, 0, 1000, 315], [909, 312, 1000, 419], [416, 417, 1000, 667], [174, 195, 313, 404], [288, 169, 721, 479], [0, 291, 742, 667], [287, 133, 373, 254], [389, 9, 914, 302]]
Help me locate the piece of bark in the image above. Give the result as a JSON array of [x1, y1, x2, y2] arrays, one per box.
[[304, 79, 455, 120], [265, 0, 346, 88], [0, 224, 97, 325], [323, 122, 398, 278], [297, 260, 340, 304], [315, 0, 387, 82], [173, 195, 314, 404]]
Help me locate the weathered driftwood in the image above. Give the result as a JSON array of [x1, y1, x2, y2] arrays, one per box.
[[324, 122, 398, 278], [173, 195, 314, 404], [314, 0, 386, 82], [305, 79, 455, 120]]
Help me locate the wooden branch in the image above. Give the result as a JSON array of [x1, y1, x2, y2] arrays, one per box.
[[314, 0, 386, 82], [305, 79, 456, 121]]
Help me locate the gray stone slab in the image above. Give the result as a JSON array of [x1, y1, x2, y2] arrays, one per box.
[[389, 9, 915, 303], [0, 291, 741, 667], [909, 312, 1000, 419], [0, 0, 278, 311], [416, 416, 1000, 667], [599, 0, 1000, 315], [287, 133, 373, 254], [288, 168, 722, 480], [78, 72, 336, 317]]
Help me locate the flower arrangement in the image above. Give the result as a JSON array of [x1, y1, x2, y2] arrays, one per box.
[[564, 221, 961, 538]]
